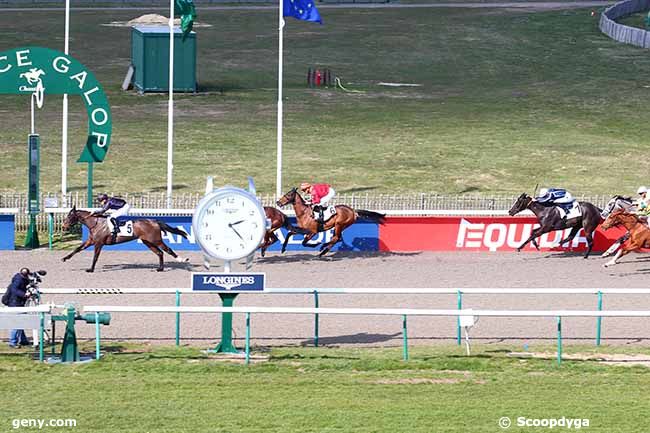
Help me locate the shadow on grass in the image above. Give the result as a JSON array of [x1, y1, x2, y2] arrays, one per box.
[[148, 184, 190, 192], [96, 261, 195, 272], [300, 332, 402, 346]]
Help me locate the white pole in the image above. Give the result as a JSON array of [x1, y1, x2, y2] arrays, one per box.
[[166, 0, 175, 208], [30, 94, 35, 135], [276, 1, 284, 200], [62, 0, 70, 206]]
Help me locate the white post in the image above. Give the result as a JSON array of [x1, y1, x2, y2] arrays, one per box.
[[30, 94, 35, 135], [62, 0, 70, 206], [276, 1, 285, 200], [166, 0, 175, 208]]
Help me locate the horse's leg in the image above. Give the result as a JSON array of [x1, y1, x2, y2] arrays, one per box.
[[556, 226, 580, 249], [301, 233, 321, 248], [583, 231, 594, 259], [261, 232, 279, 257], [602, 233, 630, 258], [158, 241, 189, 263], [86, 243, 104, 273], [62, 239, 93, 262], [517, 227, 548, 252], [142, 240, 165, 272], [604, 242, 637, 267], [319, 225, 343, 257]]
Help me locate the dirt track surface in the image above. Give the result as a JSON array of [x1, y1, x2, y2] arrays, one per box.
[[2, 249, 650, 347]]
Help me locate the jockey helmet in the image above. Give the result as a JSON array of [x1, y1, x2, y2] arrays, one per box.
[[300, 182, 311, 192], [637, 186, 648, 195], [97, 193, 109, 202], [538, 187, 549, 197]]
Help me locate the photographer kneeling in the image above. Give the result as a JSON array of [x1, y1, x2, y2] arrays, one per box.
[[5, 268, 32, 348]]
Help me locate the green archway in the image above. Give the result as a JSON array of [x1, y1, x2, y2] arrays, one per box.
[[0, 46, 112, 162]]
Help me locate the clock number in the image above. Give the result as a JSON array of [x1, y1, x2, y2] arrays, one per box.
[[226, 197, 235, 204], [204, 234, 212, 241], [207, 209, 215, 215]]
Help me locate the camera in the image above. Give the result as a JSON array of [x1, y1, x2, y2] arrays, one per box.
[[26, 270, 46, 296]]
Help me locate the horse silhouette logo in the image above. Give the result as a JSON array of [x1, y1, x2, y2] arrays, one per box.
[[19, 68, 46, 108]]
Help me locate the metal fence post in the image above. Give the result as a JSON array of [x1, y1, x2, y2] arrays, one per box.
[[39, 312, 44, 362], [175, 290, 181, 346], [245, 312, 251, 365], [314, 290, 319, 347], [557, 316, 562, 366], [596, 291, 603, 346], [402, 315, 409, 361], [48, 212, 54, 250], [457, 290, 462, 345], [95, 312, 101, 360]]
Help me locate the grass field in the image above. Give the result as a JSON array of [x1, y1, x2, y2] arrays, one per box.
[[1, 6, 649, 196], [1, 343, 649, 432]]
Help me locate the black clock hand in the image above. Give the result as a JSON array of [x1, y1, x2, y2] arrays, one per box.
[[229, 225, 244, 241], [229, 220, 245, 226]]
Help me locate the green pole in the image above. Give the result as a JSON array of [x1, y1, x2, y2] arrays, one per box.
[[87, 162, 94, 208], [557, 316, 562, 366], [175, 291, 181, 346], [402, 315, 409, 361], [48, 212, 53, 250], [210, 293, 239, 353], [314, 290, 319, 347], [51, 320, 56, 355], [95, 312, 101, 360], [457, 290, 462, 345], [39, 312, 44, 362], [596, 291, 603, 346], [245, 312, 251, 365], [25, 134, 40, 249]]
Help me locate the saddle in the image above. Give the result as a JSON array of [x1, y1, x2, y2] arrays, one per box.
[[555, 202, 581, 220]]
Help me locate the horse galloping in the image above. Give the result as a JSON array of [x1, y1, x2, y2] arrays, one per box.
[[600, 195, 635, 258], [259, 206, 310, 257], [61, 206, 189, 272], [601, 209, 650, 267], [276, 188, 385, 256], [508, 193, 602, 258]]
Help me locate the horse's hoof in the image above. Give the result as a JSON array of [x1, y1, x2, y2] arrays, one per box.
[[85, 269, 94, 273], [157, 268, 164, 272], [61, 257, 68, 262]]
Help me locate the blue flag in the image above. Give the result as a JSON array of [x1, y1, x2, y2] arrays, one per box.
[[283, 0, 322, 24]]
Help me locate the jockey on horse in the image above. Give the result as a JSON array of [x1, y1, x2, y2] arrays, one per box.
[[94, 193, 130, 243], [300, 182, 336, 230], [534, 187, 576, 222]]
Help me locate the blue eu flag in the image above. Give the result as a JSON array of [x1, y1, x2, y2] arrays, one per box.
[[283, 0, 322, 24]]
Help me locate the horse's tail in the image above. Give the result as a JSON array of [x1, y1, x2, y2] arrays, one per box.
[[282, 218, 311, 235], [157, 221, 189, 239], [355, 209, 386, 224]]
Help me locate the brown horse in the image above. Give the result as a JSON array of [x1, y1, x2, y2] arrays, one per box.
[[61, 206, 189, 272], [259, 206, 310, 257], [276, 188, 385, 256], [601, 209, 650, 267]]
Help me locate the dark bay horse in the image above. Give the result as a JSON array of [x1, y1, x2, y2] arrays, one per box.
[[276, 188, 385, 257], [601, 210, 650, 267], [61, 206, 189, 272], [259, 206, 310, 257], [508, 193, 602, 258]]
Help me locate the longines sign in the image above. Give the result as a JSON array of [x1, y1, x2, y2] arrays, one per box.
[[0, 46, 112, 163], [191, 273, 266, 292]]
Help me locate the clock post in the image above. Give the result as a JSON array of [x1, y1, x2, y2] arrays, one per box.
[[192, 177, 269, 355]]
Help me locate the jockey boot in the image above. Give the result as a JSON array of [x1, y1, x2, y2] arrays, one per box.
[[110, 218, 119, 243]]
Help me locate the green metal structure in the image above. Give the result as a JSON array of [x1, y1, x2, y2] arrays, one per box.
[[25, 134, 40, 248], [51, 305, 111, 362], [131, 26, 197, 93]]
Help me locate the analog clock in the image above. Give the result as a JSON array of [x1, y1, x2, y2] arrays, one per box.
[[192, 186, 267, 261]]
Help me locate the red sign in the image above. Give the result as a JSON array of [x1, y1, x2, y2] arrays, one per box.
[[379, 216, 626, 252]]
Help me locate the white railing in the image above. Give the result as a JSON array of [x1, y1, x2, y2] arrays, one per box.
[[0, 208, 19, 214], [38, 287, 650, 295]]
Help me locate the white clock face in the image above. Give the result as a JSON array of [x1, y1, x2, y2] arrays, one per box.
[[193, 188, 266, 261]]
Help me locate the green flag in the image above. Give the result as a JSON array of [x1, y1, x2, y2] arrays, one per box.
[[175, 0, 196, 40]]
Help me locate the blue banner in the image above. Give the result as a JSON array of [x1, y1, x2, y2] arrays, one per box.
[[192, 273, 265, 292], [83, 215, 379, 252], [0, 214, 15, 250]]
